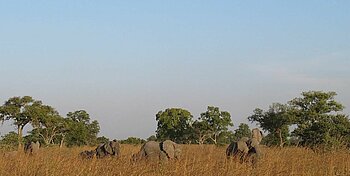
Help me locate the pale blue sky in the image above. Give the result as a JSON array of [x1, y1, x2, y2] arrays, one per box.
[[1, 1, 349, 139]]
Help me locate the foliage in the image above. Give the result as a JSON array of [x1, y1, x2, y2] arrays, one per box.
[[64, 110, 100, 147], [216, 130, 235, 145], [24, 129, 44, 145], [28, 104, 65, 146], [120, 137, 145, 145], [232, 123, 252, 141], [155, 108, 193, 143], [289, 91, 350, 148], [0, 131, 19, 150], [194, 106, 233, 144], [248, 103, 292, 147], [96, 136, 110, 144], [147, 135, 157, 141], [261, 126, 289, 146], [0, 96, 39, 149]]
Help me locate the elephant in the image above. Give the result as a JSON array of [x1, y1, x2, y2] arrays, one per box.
[[24, 141, 40, 155], [226, 128, 263, 167], [132, 140, 181, 162], [95, 139, 120, 158], [79, 150, 96, 159]]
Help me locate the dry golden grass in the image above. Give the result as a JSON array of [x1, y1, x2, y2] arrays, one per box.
[[1, 144, 350, 176]]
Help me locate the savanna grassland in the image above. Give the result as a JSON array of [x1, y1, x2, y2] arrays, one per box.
[[1, 145, 350, 176]]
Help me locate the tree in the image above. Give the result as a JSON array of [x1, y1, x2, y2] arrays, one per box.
[[27, 104, 65, 146], [64, 110, 100, 147], [147, 135, 157, 141], [248, 103, 292, 147], [97, 136, 110, 144], [195, 106, 233, 144], [217, 130, 235, 145], [155, 108, 193, 143], [289, 91, 350, 148], [192, 120, 210, 144], [232, 123, 252, 141], [0, 96, 42, 150], [0, 131, 19, 150], [120, 137, 145, 145]]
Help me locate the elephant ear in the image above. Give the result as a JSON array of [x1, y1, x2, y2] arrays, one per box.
[[249, 138, 260, 148], [104, 142, 113, 154], [111, 140, 120, 156], [252, 128, 263, 143], [161, 140, 176, 159], [238, 138, 249, 153], [174, 143, 181, 159]]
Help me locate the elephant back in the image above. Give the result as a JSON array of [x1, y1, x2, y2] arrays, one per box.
[[143, 141, 161, 157], [161, 140, 179, 159], [103, 141, 115, 155], [96, 140, 121, 158]]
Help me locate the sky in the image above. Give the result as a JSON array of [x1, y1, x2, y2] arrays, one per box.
[[0, 1, 349, 139]]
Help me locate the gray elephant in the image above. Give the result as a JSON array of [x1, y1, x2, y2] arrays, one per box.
[[95, 139, 120, 158], [24, 141, 40, 155], [226, 128, 263, 166], [79, 150, 96, 159], [132, 140, 181, 162]]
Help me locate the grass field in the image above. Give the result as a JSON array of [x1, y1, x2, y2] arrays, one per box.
[[1, 144, 350, 176]]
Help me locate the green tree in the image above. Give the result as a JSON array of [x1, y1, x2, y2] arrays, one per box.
[[232, 123, 252, 141], [28, 104, 65, 146], [97, 136, 110, 144], [289, 91, 350, 148], [25, 129, 44, 145], [217, 130, 235, 145], [0, 131, 19, 150], [147, 135, 157, 141], [65, 110, 100, 147], [155, 108, 193, 143], [195, 106, 233, 144], [120, 137, 145, 145], [248, 103, 292, 147], [192, 120, 210, 144], [0, 96, 42, 150]]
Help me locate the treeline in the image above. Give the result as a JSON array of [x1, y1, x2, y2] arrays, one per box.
[[1, 91, 350, 150], [153, 91, 350, 149], [0, 96, 105, 150]]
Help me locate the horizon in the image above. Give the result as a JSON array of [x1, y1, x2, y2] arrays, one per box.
[[1, 1, 349, 139]]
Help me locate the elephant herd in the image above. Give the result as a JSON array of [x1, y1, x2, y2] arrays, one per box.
[[79, 128, 264, 166], [79, 139, 181, 162]]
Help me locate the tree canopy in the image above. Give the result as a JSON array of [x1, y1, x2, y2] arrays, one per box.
[[248, 103, 292, 147], [289, 91, 350, 148], [194, 106, 233, 144], [155, 108, 193, 143]]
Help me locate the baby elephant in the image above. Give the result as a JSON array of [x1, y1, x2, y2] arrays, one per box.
[[79, 150, 96, 159], [24, 141, 40, 155], [95, 139, 121, 158], [132, 140, 181, 162]]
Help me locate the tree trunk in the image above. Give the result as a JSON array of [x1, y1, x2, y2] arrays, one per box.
[[17, 125, 23, 151], [278, 129, 284, 147], [209, 135, 217, 145], [59, 135, 65, 148]]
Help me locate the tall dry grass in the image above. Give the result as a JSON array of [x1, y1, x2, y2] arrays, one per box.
[[1, 144, 350, 176]]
